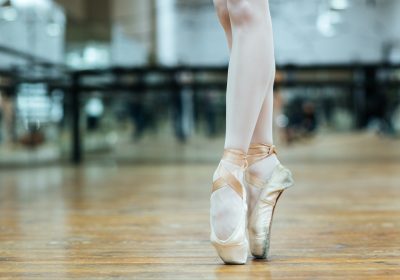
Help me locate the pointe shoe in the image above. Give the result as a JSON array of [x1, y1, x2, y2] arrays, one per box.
[[210, 149, 248, 264], [246, 144, 294, 259]]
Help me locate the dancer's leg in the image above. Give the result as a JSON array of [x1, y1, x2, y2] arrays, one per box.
[[213, 0, 232, 50], [224, 0, 274, 151], [214, 0, 274, 148], [247, 82, 280, 213], [211, 0, 276, 240], [251, 92, 274, 144], [232, 4, 279, 212]]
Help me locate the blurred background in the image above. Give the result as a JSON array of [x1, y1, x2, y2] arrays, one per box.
[[1, 0, 400, 167]]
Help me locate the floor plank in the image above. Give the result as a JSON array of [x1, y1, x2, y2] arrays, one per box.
[[1, 133, 400, 279]]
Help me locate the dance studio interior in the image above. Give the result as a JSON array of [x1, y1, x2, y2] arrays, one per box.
[[0, 0, 399, 279]]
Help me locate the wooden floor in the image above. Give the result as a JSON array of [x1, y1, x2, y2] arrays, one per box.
[[1, 133, 400, 279]]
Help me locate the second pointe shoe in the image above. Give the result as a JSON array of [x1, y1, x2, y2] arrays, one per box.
[[210, 149, 248, 264], [245, 143, 294, 259]]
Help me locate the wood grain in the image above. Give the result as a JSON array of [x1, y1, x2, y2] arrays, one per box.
[[0, 133, 399, 279]]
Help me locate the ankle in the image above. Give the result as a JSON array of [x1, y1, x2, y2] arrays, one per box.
[[213, 148, 247, 182], [247, 154, 280, 182], [213, 159, 245, 182]]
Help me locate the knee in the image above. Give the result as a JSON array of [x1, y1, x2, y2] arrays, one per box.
[[227, 0, 259, 26]]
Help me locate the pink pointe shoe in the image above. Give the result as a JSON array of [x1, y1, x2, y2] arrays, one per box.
[[245, 143, 294, 259]]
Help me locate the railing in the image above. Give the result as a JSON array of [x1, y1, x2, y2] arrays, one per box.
[[1, 43, 399, 165]]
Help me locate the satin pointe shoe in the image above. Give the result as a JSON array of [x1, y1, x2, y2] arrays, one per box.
[[245, 143, 294, 259], [210, 149, 248, 264]]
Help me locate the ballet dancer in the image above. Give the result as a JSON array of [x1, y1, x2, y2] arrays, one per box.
[[210, 0, 294, 264]]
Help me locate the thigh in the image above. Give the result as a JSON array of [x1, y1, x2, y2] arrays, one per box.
[[213, 0, 231, 32], [213, 0, 228, 9]]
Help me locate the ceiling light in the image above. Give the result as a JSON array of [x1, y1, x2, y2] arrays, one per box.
[[330, 0, 349, 10], [12, 0, 51, 9], [317, 10, 342, 37], [0, 0, 18, 21]]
